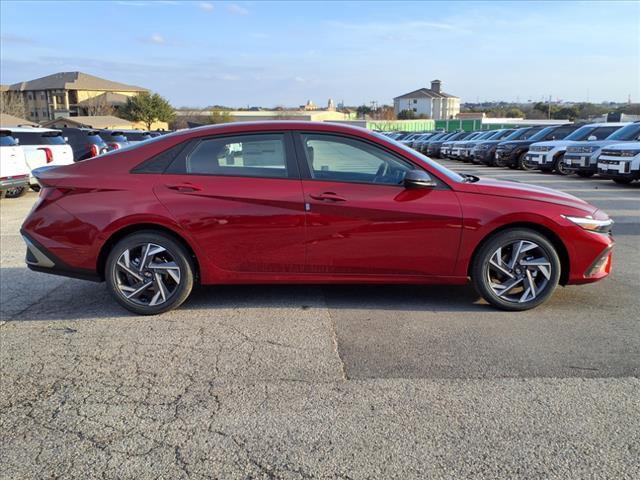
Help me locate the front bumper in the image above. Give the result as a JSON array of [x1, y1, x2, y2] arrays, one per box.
[[563, 154, 597, 173], [597, 160, 639, 180], [524, 152, 554, 169], [495, 149, 517, 164]]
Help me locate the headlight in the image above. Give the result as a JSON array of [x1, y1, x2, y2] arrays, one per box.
[[619, 149, 640, 157], [531, 145, 554, 152], [563, 215, 613, 234]]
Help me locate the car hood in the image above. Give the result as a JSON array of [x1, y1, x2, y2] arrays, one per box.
[[530, 140, 577, 148], [454, 177, 595, 214], [603, 142, 640, 151], [568, 140, 621, 149]]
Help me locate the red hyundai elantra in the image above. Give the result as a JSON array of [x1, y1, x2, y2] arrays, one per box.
[[21, 122, 614, 315]]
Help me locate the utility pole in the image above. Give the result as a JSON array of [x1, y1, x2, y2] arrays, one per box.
[[548, 95, 552, 120]]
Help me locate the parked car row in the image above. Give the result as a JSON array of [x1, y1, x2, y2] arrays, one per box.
[[385, 122, 640, 185], [0, 126, 164, 198]]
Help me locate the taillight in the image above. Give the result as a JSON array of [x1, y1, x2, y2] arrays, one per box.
[[89, 143, 99, 157], [109, 143, 120, 150], [38, 147, 53, 163]]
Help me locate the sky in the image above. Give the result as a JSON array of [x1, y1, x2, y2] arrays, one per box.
[[1, 0, 638, 108]]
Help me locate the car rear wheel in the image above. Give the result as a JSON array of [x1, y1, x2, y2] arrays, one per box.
[[471, 229, 561, 311], [106, 231, 195, 315]]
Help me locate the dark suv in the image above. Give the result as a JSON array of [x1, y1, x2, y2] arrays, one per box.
[[60, 128, 109, 161], [494, 124, 582, 169], [474, 127, 540, 166], [426, 131, 469, 158]]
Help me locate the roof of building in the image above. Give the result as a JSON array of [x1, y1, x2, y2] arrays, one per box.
[[40, 115, 136, 129], [0, 113, 38, 127], [394, 87, 459, 100], [8, 72, 148, 92]]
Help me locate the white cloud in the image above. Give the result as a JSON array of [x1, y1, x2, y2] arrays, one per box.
[[199, 2, 214, 11], [149, 33, 166, 44], [329, 20, 469, 34], [227, 3, 249, 15]]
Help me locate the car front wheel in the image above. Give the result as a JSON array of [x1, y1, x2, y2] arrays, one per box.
[[106, 231, 195, 315], [471, 229, 561, 311]]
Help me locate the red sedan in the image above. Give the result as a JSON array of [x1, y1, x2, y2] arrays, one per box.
[[21, 122, 614, 315]]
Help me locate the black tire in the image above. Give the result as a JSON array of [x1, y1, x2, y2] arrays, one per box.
[[613, 178, 633, 185], [30, 184, 41, 192], [106, 231, 195, 315], [4, 186, 27, 198], [577, 171, 594, 178], [553, 154, 570, 176], [471, 228, 561, 311], [518, 151, 535, 171]]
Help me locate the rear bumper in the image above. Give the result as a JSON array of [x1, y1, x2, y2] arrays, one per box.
[[21, 230, 101, 282], [0, 175, 29, 191]]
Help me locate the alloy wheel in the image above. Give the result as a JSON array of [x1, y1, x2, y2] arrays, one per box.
[[114, 243, 181, 307], [486, 240, 552, 304]]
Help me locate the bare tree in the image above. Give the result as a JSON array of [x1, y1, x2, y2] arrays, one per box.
[[0, 91, 27, 118], [84, 95, 114, 116]]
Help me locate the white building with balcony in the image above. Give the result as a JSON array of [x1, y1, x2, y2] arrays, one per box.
[[393, 80, 460, 120]]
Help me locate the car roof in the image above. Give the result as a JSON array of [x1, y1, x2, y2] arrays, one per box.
[[581, 122, 630, 128], [6, 126, 61, 133]]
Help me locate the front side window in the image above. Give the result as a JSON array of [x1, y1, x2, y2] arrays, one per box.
[[185, 133, 288, 178], [300, 134, 413, 185]]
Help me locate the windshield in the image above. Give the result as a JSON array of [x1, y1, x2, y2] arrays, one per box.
[[13, 131, 66, 145], [373, 131, 464, 183], [527, 127, 556, 141], [87, 134, 108, 146], [0, 133, 18, 146], [504, 128, 533, 141], [478, 130, 500, 140], [493, 129, 515, 139], [605, 123, 640, 141]]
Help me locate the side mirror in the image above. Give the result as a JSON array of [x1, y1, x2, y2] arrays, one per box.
[[404, 169, 436, 189], [587, 135, 597, 141]]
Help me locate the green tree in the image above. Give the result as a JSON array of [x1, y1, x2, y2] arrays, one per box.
[[397, 109, 416, 120], [119, 92, 175, 130]]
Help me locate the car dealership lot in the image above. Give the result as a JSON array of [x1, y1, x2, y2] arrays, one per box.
[[1, 168, 638, 478]]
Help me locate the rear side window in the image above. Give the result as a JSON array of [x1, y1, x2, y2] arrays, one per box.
[[13, 132, 66, 145], [182, 133, 288, 178], [0, 134, 18, 146]]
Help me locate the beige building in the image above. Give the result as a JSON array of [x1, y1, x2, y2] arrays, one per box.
[[6, 72, 148, 123], [393, 80, 460, 120]]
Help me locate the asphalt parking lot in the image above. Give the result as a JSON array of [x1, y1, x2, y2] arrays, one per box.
[[1, 165, 639, 479]]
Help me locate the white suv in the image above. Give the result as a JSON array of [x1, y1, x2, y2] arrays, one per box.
[[8, 127, 74, 190], [0, 130, 30, 198], [525, 123, 627, 176], [597, 142, 640, 184]]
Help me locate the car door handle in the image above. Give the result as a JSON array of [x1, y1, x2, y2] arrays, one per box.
[[309, 192, 346, 202], [165, 183, 202, 192]]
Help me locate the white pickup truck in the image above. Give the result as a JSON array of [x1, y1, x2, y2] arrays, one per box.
[[0, 130, 30, 198], [8, 127, 74, 190]]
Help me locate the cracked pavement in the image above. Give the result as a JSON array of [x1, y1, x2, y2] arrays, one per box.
[[1, 166, 639, 479]]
